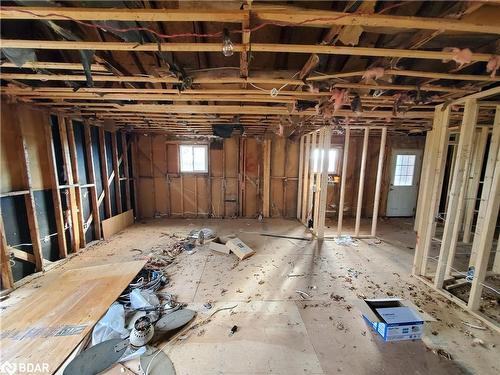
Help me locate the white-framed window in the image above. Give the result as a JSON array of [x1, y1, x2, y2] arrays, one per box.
[[393, 154, 416, 186], [179, 144, 208, 173], [312, 148, 341, 174]]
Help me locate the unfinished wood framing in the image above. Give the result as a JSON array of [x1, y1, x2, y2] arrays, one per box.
[[413, 106, 451, 276], [262, 139, 271, 218], [121, 133, 131, 211], [111, 132, 123, 215], [19, 124, 43, 272], [412, 85, 500, 329], [98, 128, 112, 218], [83, 123, 101, 240], [462, 127, 489, 243], [354, 128, 369, 237], [467, 110, 500, 310], [337, 127, 350, 235], [371, 127, 387, 237], [66, 121, 86, 248], [0, 215, 14, 289], [314, 126, 332, 238]]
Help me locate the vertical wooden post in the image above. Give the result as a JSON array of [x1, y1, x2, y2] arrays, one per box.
[[413, 106, 450, 276], [355, 127, 369, 237], [315, 126, 332, 238], [371, 127, 387, 237], [338, 126, 350, 235], [414, 126, 433, 232], [467, 131, 500, 310], [462, 127, 489, 243], [121, 133, 131, 211], [492, 235, 500, 274], [19, 125, 43, 271], [98, 129, 112, 218], [0, 215, 14, 289], [262, 138, 271, 217], [313, 129, 325, 232], [111, 132, 123, 214], [44, 116, 67, 258], [58, 116, 79, 251], [469, 107, 500, 267], [434, 99, 478, 289], [66, 120, 86, 248], [84, 124, 101, 240], [131, 134, 139, 216], [296, 136, 304, 219], [301, 134, 311, 224], [306, 132, 318, 225]]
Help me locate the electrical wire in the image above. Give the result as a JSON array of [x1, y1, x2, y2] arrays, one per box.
[[1, 3, 407, 42], [426, 255, 500, 296]]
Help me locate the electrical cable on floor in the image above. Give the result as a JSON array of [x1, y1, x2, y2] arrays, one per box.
[[426, 255, 500, 295]]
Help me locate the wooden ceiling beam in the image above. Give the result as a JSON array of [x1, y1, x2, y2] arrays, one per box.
[[0, 6, 246, 22], [0, 73, 474, 93], [1, 40, 494, 62], [308, 69, 500, 82], [42, 103, 436, 118], [2, 5, 499, 34]]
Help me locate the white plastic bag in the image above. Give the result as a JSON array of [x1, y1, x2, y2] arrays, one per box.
[[130, 289, 160, 322], [91, 302, 129, 346]]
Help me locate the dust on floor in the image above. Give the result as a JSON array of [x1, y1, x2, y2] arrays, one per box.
[[2, 218, 499, 374]]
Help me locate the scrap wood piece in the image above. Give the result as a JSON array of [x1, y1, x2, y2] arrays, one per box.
[[102, 209, 134, 239], [0, 260, 146, 374]]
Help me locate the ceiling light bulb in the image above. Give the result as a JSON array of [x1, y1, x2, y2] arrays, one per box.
[[222, 28, 234, 57]]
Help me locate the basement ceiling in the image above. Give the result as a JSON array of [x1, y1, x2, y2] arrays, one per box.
[[0, 0, 499, 137]]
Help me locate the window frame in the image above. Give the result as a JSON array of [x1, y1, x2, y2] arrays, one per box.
[[392, 154, 417, 186], [311, 146, 342, 174], [179, 144, 209, 173]]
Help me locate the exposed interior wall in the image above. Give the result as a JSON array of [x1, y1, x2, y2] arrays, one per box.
[[325, 133, 424, 218], [135, 135, 300, 219], [0, 101, 134, 286]]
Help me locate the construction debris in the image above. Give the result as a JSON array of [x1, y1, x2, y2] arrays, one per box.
[[225, 238, 255, 260]]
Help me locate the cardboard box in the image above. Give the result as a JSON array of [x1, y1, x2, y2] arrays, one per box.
[[358, 298, 425, 342], [225, 238, 255, 260], [209, 241, 231, 255]]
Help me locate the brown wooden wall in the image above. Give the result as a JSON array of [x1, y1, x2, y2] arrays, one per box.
[[135, 135, 300, 219]]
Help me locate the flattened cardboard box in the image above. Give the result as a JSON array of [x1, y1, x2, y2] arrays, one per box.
[[225, 238, 255, 260], [357, 298, 433, 342]]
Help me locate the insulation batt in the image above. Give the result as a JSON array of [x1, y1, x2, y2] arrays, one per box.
[[329, 88, 347, 112], [442, 47, 473, 69], [362, 67, 385, 82], [486, 55, 500, 78]]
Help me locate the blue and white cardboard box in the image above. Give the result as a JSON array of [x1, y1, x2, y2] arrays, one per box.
[[358, 298, 425, 342]]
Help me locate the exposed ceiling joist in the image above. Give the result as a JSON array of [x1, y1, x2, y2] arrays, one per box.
[[1, 5, 499, 34], [1, 40, 495, 63]]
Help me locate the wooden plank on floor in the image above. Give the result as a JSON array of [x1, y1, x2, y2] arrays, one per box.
[[0, 260, 146, 374], [101, 209, 134, 240]]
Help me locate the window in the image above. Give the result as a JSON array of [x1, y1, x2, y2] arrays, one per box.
[[179, 144, 208, 173], [312, 148, 341, 174], [393, 154, 416, 186]]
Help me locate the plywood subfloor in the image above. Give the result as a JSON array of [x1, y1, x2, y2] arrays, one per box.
[[2, 218, 498, 375]]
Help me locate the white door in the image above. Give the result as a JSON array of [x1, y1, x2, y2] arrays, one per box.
[[386, 149, 422, 217]]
